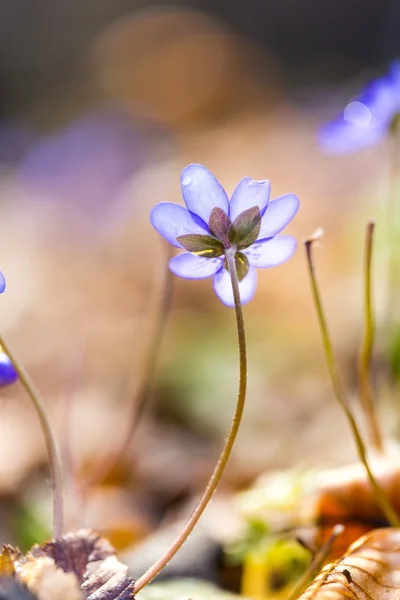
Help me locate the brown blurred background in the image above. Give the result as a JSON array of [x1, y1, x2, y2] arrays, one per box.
[[0, 0, 399, 578]]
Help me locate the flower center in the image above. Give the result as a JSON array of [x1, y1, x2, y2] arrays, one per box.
[[176, 205, 261, 280]]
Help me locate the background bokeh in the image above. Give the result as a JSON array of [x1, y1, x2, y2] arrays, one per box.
[[1, 0, 400, 584]]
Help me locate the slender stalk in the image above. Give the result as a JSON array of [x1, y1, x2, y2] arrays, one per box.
[[287, 524, 344, 600], [82, 243, 174, 489], [304, 232, 399, 527], [0, 333, 63, 537], [132, 248, 248, 594], [357, 220, 383, 452]]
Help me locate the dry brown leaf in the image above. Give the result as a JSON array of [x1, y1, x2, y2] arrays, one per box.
[[310, 459, 400, 560], [0, 529, 135, 600], [299, 528, 400, 600], [0, 546, 19, 577]]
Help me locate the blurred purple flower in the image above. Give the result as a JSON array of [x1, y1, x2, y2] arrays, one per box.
[[151, 164, 299, 307], [319, 61, 400, 154], [0, 275, 17, 385], [0, 121, 36, 165], [0, 350, 18, 386], [17, 110, 148, 220]]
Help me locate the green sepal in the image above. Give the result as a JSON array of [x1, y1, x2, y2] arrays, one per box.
[[229, 206, 261, 250], [390, 112, 400, 135], [176, 234, 224, 257], [208, 207, 232, 247], [225, 252, 249, 281]]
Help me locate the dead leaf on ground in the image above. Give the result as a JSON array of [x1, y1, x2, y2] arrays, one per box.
[[299, 528, 400, 600], [0, 529, 135, 600]]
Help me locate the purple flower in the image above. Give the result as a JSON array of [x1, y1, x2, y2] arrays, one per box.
[[17, 110, 148, 223], [319, 61, 400, 154], [150, 164, 299, 307], [0, 351, 17, 386], [0, 275, 17, 385]]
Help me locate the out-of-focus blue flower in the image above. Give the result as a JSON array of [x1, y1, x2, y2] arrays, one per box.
[[17, 110, 149, 224], [0, 349, 17, 386], [0, 276, 17, 385], [0, 350, 18, 386], [319, 61, 400, 154], [151, 164, 299, 307]]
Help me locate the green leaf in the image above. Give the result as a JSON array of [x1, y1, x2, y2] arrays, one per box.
[[208, 207, 232, 247], [229, 206, 261, 250], [177, 234, 224, 257]]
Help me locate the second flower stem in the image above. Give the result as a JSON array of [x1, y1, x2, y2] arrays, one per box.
[[81, 243, 174, 491], [0, 333, 64, 537], [132, 248, 247, 594], [305, 234, 399, 527], [357, 220, 383, 452]]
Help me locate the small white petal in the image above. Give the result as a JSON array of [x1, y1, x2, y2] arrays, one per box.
[[150, 202, 209, 248], [229, 177, 270, 221], [258, 194, 299, 240], [244, 236, 297, 268], [180, 164, 229, 225], [169, 253, 223, 279]]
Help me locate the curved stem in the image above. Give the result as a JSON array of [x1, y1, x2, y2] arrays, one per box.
[[132, 248, 247, 594], [287, 524, 344, 600], [357, 220, 383, 452], [0, 333, 64, 537], [82, 243, 174, 490], [304, 233, 399, 527]]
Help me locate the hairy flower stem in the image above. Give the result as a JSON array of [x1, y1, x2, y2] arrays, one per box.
[[287, 524, 344, 600], [0, 333, 64, 537], [132, 248, 247, 594], [82, 243, 174, 490], [305, 234, 400, 527], [357, 220, 383, 452]]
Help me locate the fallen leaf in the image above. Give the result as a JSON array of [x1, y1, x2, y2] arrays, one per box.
[[298, 528, 400, 600], [2, 529, 135, 600]]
